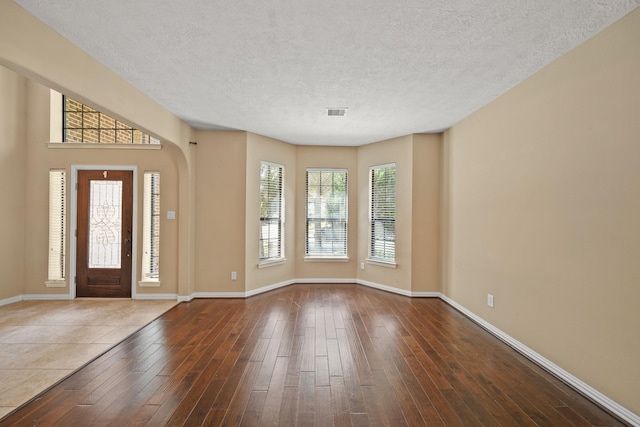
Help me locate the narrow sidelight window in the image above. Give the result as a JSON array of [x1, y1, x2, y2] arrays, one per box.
[[259, 162, 284, 261], [369, 164, 396, 262], [48, 169, 66, 281], [142, 172, 160, 280]]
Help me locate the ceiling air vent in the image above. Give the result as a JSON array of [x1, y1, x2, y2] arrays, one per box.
[[326, 108, 348, 117]]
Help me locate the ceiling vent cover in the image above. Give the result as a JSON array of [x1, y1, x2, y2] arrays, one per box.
[[327, 108, 348, 117]]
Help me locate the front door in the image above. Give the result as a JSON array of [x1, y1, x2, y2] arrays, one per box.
[[76, 170, 133, 298]]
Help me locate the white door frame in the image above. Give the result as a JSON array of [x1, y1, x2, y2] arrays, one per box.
[[69, 165, 138, 299]]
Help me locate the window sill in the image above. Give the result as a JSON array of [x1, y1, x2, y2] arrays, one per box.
[[47, 142, 162, 150], [45, 280, 67, 288], [304, 256, 350, 263], [258, 258, 287, 269], [366, 258, 397, 269], [139, 280, 161, 288]]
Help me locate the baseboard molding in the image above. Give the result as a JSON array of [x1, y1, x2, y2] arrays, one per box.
[[356, 279, 412, 297], [295, 278, 357, 284], [22, 294, 73, 301], [0, 294, 23, 307], [438, 294, 640, 426], [245, 279, 296, 297], [133, 293, 178, 300]]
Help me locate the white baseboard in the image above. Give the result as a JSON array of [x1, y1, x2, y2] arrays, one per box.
[[411, 291, 441, 298], [192, 291, 246, 298], [356, 279, 412, 297], [0, 294, 23, 307], [295, 278, 357, 284], [22, 294, 73, 301], [133, 293, 178, 300], [438, 294, 640, 427], [245, 279, 296, 297]]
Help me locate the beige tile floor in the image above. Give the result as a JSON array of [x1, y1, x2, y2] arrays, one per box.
[[0, 299, 178, 419]]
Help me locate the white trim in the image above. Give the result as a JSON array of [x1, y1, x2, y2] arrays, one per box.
[[304, 256, 350, 262], [294, 277, 358, 285], [438, 294, 640, 427], [246, 279, 296, 297], [45, 280, 67, 288], [258, 258, 287, 268], [133, 293, 178, 301], [177, 295, 194, 303], [411, 291, 441, 298], [70, 165, 138, 300], [22, 294, 73, 301], [48, 142, 161, 150], [138, 280, 161, 288], [193, 292, 248, 298], [366, 258, 397, 268], [356, 279, 411, 297], [0, 295, 24, 307]]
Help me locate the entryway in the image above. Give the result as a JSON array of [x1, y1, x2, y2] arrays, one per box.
[[75, 169, 133, 298]]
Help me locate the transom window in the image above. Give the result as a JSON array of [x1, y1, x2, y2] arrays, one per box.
[[305, 169, 348, 258], [63, 96, 159, 144], [369, 164, 396, 262], [259, 162, 284, 262]]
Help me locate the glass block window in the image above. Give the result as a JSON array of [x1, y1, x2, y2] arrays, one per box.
[[63, 96, 160, 144]]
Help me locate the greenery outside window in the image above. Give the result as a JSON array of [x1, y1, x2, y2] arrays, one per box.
[[305, 169, 348, 259]]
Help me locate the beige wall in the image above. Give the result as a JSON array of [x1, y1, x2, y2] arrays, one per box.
[[411, 134, 441, 293], [0, 66, 27, 300], [194, 131, 247, 293], [295, 146, 359, 279], [245, 133, 297, 291], [444, 8, 640, 413]]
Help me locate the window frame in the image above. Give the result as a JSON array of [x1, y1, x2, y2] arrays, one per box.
[[368, 163, 397, 266], [140, 171, 160, 286], [46, 169, 67, 287], [259, 161, 285, 266], [62, 95, 160, 145], [304, 168, 348, 260]]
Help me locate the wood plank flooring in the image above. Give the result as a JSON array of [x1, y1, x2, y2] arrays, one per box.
[[0, 284, 627, 426]]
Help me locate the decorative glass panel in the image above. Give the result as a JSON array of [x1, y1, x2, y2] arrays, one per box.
[[88, 180, 123, 269]]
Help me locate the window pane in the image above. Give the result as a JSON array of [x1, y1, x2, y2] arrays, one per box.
[[143, 172, 160, 280], [88, 180, 123, 269], [48, 170, 66, 281], [305, 169, 347, 256], [259, 162, 284, 261], [61, 96, 159, 144], [370, 164, 396, 261]]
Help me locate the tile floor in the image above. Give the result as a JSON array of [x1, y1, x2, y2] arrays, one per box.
[[0, 299, 178, 419]]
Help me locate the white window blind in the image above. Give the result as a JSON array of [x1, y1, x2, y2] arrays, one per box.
[[259, 162, 284, 261], [369, 164, 396, 261], [142, 172, 160, 280], [48, 169, 66, 281], [305, 169, 348, 257]]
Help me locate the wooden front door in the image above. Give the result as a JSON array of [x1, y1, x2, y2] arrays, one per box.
[[76, 170, 133, 298]]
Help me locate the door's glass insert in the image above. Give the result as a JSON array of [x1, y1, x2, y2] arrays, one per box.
[[88, 180, 123, 268]]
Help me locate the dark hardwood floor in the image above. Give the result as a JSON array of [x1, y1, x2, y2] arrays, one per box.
[[0, 284, 626, 426]]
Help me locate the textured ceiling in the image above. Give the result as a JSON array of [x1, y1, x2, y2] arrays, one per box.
[[14, 0, 640, 146]]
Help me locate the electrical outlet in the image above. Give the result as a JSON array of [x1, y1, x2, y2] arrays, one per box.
[[360, 262, 365, 270], [487, 294, 494, 308], [231, 271, 237, 281]]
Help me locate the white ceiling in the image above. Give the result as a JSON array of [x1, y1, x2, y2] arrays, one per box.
[[14, 0, 640, 146]]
